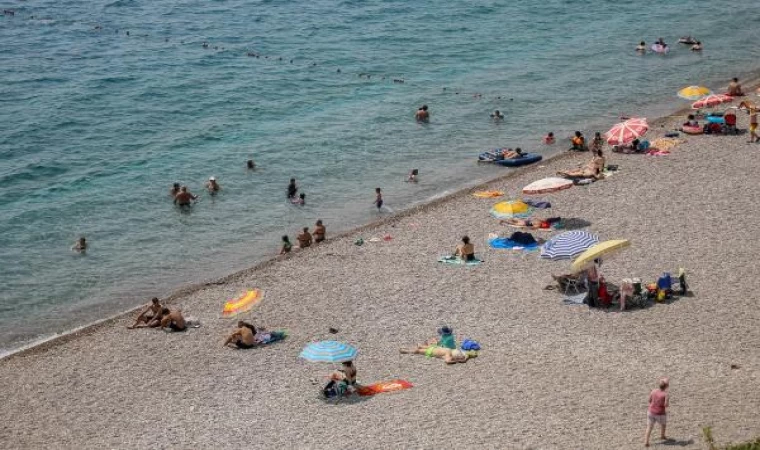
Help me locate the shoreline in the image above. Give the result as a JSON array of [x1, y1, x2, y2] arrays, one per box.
[[3, 70, 759, 362]]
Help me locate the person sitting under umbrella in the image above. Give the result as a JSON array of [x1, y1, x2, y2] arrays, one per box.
[[323, 361, 358, 397], [557, 149, 605, 179]]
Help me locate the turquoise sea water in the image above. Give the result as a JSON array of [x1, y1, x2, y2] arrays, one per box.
[[1, 0, 759, 351]]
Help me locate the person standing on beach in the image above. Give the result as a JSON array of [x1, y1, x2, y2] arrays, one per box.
[[748, 107, 758, 143], [644, 377, 670, 447], [287, 178, 298, 200], [374, 187, 383, 210], [313, 220, 326, 243], [415, 105, 429, 122], [297, 227, 312, 248], [173, 186, 198, 207], [127, 297, 163, 329]]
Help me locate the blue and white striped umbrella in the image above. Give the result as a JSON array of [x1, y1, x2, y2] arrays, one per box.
[[540, 230, 600, 260], [299, 341, 358, 363]]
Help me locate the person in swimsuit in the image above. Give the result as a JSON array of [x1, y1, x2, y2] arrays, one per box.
[[557, 149, 605, 179], [374, 187, 383, 210], [287, 178, 298, 199], [500, 218, 549, 229], [644, 377, 670, 447], [490, 110, 504, 121], [544, 132, 555, 144], [690, 41, 702, 51], [223, 321, 257, 349], [72, 237, 87, 253], [173, 186, 198, 207], [323, 360, 358, 397], [205, 177, 221, 194], [159, 308, 187, 332], [246, 159, 256, 170], [280, 235, 292, 254], [169, 182, 181, 197], [570, 131, 586, 151], [291, 193, 305, 205], [500, 148, 524, 159], [748, 107, 758, 143], [590, 132, 604, 152], [128, 297, 163, 329], [313, 220, 326, 243], [728, 77, 744, 96], [297, 227, 312, 248], [400, 326, 471, 363], [415, 105, 430, 122], [636, 41, 646, 53], [453, 236, 475, 261], [407, 169, 419, 182]]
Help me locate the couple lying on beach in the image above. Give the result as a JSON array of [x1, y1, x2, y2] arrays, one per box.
[[223, 321, 286, 349], [128, 298, 187, 332], [557, 148, 605, 180]]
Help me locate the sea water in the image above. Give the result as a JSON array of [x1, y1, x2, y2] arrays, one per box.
[[1, 0, 759, 351]]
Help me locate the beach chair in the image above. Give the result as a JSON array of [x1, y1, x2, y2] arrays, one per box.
[[723, 110, 738, 135], [626, 278, 649, 309], [553, 273, 587, 295]]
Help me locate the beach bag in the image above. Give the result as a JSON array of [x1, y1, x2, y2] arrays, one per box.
[[508, 232, 537, 246], [461, 339, 481, 351]]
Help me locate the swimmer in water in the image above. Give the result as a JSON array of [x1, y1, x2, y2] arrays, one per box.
[[72, 237, 87, 253], [292, 193, 305, 205], [170, 182, 181, 197], [544, 132, 555, 144], [490, 110, 505, 121], [297, 227, 312, 249], [690, 41, 702, 51], [313, 220, 326, 243], [205, 177, 221, 194], [415, 105, 430, 122], [247, 159, 256, 170], [173, 186, 198, 207], [280, 235, 292, 254], [636, 41, 646, 53], [287, 178, 298, 200], [407, 169, 419, 182]]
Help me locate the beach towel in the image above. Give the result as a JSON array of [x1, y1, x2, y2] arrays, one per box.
[[562, 292, 588, 305], [438, 256, 483, 266], [489, 238, 540, 251], [472, 190, 504, 198], [356, 380, 413, 397], [523, 199, 551, 209]]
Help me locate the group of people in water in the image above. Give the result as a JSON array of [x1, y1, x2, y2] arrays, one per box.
[[636, 37, 703, 53]]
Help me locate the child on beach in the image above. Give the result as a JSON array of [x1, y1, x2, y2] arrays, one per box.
[[684, 114, 699, 127], [749, 108, 758, 143], [374, 188, 383, 210], [543, 132, 555, 144], [280, 235, 292, 254], [644, 377, 670, 447]]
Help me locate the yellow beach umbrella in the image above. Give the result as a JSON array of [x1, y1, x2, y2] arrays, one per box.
[[571, 239, 631, 272], [678, 85, 711, 100], [491, 200, 532, 218]]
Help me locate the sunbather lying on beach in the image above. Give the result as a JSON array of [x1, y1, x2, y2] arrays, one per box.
[[557, 149, 605, 179], [500, 218, 550, 229], [127, 297, 164, 329], [399, 345, 473, 364], [160, 308, 187, 332]]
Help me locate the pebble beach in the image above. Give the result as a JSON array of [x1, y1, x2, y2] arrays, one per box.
[[2, 98, 760, 449]]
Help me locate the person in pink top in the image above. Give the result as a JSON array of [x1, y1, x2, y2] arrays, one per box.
[[645, 377, 670, 447]]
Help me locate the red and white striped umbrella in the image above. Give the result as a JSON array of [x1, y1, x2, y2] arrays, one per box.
[[605, 118, 649, 145], [691, 94, 733, 109]]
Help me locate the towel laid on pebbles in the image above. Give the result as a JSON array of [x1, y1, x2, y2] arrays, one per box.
[[438, 256, 483, 266]]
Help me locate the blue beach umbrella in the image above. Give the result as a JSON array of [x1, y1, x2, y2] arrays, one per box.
[[540, 230, 600, 260], [300, 341, 358, 363]]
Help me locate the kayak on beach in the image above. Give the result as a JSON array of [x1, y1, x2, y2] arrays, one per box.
[[478, 150, 543, 167]]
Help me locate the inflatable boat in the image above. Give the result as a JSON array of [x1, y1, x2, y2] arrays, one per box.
[[479, 150, 542, 167]]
